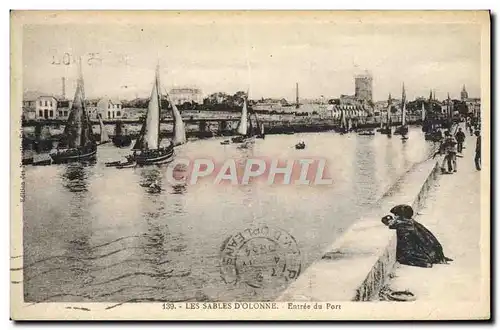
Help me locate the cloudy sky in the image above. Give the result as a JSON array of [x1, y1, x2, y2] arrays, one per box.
[[22, 13, 482, 101]]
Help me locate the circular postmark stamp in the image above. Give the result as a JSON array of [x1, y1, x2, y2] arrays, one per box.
[[220, 224, 302, 289]]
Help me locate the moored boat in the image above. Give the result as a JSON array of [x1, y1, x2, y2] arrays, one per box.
[[394, 83, 409, 139], [295, 141, 306, 149], [230, 96, 262, 144], [110, 64, 185, 167], [50, 61, 97, 164], [358, 130, 375, 136]]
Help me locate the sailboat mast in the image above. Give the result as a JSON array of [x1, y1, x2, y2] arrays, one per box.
[[401, 83, 406, 126], [156, 65, 161, 148], [295, 82, 299, 109]]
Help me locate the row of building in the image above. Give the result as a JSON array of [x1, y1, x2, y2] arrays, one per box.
[[23, 96, 124, 121], [22, 87, 205, 121]]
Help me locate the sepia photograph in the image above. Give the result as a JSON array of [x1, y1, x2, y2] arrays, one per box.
[[10, 10, 490, 320]]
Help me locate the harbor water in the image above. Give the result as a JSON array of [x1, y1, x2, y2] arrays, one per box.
[[22, 127, 436, 303]]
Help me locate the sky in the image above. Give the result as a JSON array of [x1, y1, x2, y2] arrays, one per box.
[[22, 15, 482, 101]]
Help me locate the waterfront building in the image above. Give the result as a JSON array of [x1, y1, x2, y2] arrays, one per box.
[[35, 96, 58, 120], [339, 94, 360, 106], [465, 97, 481, 117], [329, 104, 368, 120], [97, 98, 123, 119], [22, 107, 36, 121], [56, 99, 73, 120], [169, 87, 203, 105], [354, 72, 373, 102]]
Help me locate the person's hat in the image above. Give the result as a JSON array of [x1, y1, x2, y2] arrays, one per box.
[[390, 204, 414, 219]]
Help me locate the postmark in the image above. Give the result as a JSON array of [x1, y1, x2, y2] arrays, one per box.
[[220, 225, 301, 289]]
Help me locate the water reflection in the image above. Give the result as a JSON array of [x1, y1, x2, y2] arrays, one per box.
[[23, 128, 436, 302], [61, 164, 90, 193]]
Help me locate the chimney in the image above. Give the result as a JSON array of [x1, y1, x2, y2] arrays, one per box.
[[62, 77, 66, 100]]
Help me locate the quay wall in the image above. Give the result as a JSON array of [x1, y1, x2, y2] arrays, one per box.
[[277, 159, 440, 302]]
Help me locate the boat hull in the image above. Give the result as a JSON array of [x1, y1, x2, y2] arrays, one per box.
[[134, 147, 174, 166], [50, 147, 97, 164]]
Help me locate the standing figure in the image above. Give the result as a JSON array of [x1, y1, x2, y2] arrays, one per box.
[[475, 130, 481, 171], [455, 127, 466, 153], [440, 131, 458, 173]]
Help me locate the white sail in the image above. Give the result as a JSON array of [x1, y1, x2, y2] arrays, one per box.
[[260, 123, 265, 135], [143, 67, 161, 150], [401, 102, 406, 126], [170, 97, 187, 146], [421, 102, 426, 122], [237, 98, 249, 136], [98, 114, 110, 143]]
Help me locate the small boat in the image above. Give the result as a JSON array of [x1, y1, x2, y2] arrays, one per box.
[[220, 140, 231, 145], [116, 161, 136, 169], [358, 130, 375, 136], [295, 141, 306, 149], [50, 60, 97, 164], [105, 160, 122, 167], [231, 135, 246, 143]]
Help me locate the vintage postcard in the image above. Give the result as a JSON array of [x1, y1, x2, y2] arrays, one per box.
[[10, 10, 490, 320]]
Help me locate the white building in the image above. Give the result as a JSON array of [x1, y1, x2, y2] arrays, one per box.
[[97, 98, 123, 119], [169, 88, 203, 105], [36, 96, 58, 119]]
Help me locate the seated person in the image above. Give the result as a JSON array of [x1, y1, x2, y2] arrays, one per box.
[[381, 204, 453, 268]]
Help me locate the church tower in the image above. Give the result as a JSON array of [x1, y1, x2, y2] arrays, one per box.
[[461, 84, 469, 100]]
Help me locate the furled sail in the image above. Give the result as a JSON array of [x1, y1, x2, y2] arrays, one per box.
[[133, 66, 161, 150], [169, 95, 186, 146], [237, 98, 249, 136], [98, 113, 110, 143], [63, 72, 95, 148], [421, 102, 426, 122]]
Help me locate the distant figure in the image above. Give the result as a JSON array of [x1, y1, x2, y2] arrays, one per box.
[[455, 127, 466, 153], [475, 130, 481, 171], [381, 204, 452, 268], [440, 131, 457, 173]]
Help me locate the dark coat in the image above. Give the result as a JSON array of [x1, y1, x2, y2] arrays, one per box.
[[382, 213, 453, 268]]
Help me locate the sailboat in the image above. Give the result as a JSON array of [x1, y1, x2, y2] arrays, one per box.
[[50, 61, 97, 164], [395, 83, 409, 139], [112, 121, 132, 148], [110, 65, 185, 167], [97, 113, 111, 145], [169, 93, 187, 146], [382, 94, 393, 137], [231, 97, 258, 144], [131, 65, 185, 166]]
